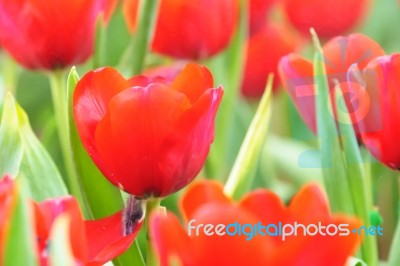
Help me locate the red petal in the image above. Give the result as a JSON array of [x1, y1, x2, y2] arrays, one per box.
[[73, 67, 131, 179], [93, 83, 191, 197], [278, 53, 316, 132], [239, 189, 287, 224], [37, 197, 88, 262], [361, 54, 400, 168], [289, 183, 330, 221], [186, 203, 272, 265], [122, 0, 139, 32], [180, 180, 230, 221], [323, 33, 385, 81], [283, 0, 368, 38], [150, 212, 194, 266], [248, 0, 277, 35], [272, 215, 361, 266], [0, 0, 103, 69], [85, 211, 142, 264], [148, 0, 239, 59], [155, 87, 223, 196], [242, 22, 298, 98], [171, 63, 214, 104]]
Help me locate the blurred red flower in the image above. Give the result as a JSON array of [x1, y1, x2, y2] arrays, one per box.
[[0, 176, 142, 265], [278, 33, 384, 134], [282, 0, 369, 38], [351, 54, 400, 169], [248, 0, 277, 35], [73, 63, 223, 198], [123, 0, 239, 59], [0, 0, 116, 70], [150, 180, 361, 266], [241, 22, 298, 98]]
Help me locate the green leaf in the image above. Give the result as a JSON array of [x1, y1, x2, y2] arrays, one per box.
[[118, 0, 160, 75], [347, 257, 367, 266], [224, 75, 273, 199], [0, 93, 67, 201], [3, 179, 38, 266], [67, 67, 123, 219], [206, 0, 248, 179], [334, 83, 378, 265], [312, 30, 354, 215], [17, 103, 68, 201], [0, 93, 23, 177], [67, 67, 145, 266]]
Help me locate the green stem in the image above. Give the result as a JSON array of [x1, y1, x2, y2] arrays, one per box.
[[93, 20, 108, 69], [388, 187, 400, 266], [48, 71, 84, 205], [119, 0, 159, 75], [1, 53, 18, 96], [146, 198, 161, 266]]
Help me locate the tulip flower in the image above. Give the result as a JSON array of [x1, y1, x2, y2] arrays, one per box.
[[350, 53, 400, 169], [35, 196, 143, 265], [248, 0, 277, 35], [150, 180, 361, 265], [241, 22, 298, 98], [73, 63, 223, 198], [278, 33, 384, 133], [0, 0, 116, 70], [0, 176, 143, 266], [283, 0, 369, 38], [123, 0, 239, 59]]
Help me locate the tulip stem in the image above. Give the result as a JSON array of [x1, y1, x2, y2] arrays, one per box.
[[0, 53, 19, 97], [49, 71, 84, 208], [145, 198, 161, 266]]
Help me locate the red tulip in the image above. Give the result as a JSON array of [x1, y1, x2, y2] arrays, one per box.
[[150, 180, 361, 265], [0, 0, 116, 70], [283, 0, 369, 38], [73, 63, 223, 198], [241, 22, 298, 98], [35, 196, 143, 266], [350, 54, 400, 169], [0, 176, 142, 265], [123, 0, 239, 59], [278, 33, 384, 133], [248, 0, 277, 35]]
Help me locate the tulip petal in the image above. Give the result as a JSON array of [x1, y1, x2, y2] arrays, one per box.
[[288, 183, 330, 220], [94, 83, 191, 196], [361, 54, 400, 168], [73, 67, 131, 175], [36, 197, 88, 263], [278, 54, 316, 132], [185, 203, 272, 265], [323, 34, 385, 81], [85, 211, 142, 264], [239, 189, 287, 224], [171, 63, 214, 104], [0, 0, 103, 69], [273, 215, 361, 266], [156, 87, 223, 196], [180, 180, 230, 221], [150, 212, 194, 266]]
